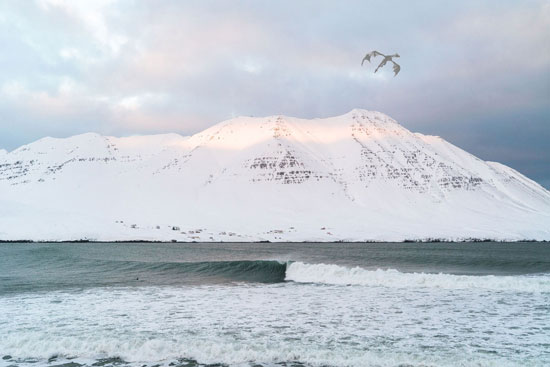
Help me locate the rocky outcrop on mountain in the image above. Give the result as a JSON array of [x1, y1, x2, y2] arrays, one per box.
[[1, 109, 548, 241]]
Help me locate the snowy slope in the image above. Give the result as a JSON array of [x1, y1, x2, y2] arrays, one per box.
[[1, 109, 549, 241]]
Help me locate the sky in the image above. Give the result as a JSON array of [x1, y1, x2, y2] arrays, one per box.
[[0, 0, 549, 188]]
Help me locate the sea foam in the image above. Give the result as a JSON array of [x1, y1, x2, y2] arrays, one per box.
[[1, 281, 548, 367], [285, 262, 550, 292]]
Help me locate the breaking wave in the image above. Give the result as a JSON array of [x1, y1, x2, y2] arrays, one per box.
[[285, 261, 550, 292], [0, 259, 289, 294], [131, 259, 288, 283], [136, 259, 550, 291], [4, 256, 549, 294]]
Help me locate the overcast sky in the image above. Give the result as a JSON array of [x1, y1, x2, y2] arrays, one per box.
[[1, 0, 549, 188]]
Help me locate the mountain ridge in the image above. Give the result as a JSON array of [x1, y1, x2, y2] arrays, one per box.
[[1, 109, 549, 242]]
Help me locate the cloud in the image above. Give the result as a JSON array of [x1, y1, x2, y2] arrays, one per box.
[[37, 0, 128, 55]]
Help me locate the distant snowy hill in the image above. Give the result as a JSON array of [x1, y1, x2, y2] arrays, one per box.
[[1, 109, 549, 241]]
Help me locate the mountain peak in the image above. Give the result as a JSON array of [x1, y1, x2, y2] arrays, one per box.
[[346, 108, 373, 116], [0, 110, 548, 241]]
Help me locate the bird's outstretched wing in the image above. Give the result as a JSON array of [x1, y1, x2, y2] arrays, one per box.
[[374, 58, 388, 73], [391, 61, 400, 76], [361, 51, 383, 66]]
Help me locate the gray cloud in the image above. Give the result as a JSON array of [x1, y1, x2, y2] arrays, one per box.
[[0, 0, 549, 188]]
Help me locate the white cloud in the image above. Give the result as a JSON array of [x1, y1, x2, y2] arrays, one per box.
[[58, 77, 77, 94], [59, 47, 80, 60], [118, 96, 141, 111], [116, 93, 169, 112], [237, 58, 264, 74], [1, 80, 27, 98], [38, 0, 127, 55]]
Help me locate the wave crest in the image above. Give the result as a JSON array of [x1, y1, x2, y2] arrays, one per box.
[[285, 262, 550, 292], [150, 259, 287, 283]]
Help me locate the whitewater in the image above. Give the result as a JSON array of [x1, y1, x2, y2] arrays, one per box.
[[1, 242, 549, 367]]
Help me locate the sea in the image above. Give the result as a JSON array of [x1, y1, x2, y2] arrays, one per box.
[[0, 242, 549, 367]]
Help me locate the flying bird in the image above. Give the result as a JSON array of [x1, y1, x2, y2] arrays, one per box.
[[362, 51, 400, 76]]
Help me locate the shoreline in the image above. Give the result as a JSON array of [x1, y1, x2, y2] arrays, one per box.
[[0, 239, 547, 243]]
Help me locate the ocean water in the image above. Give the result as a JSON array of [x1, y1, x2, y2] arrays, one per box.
[[0, 242, 549, 367]]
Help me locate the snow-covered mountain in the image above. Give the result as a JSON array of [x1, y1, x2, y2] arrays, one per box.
[[1, 109, 549, 241]]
